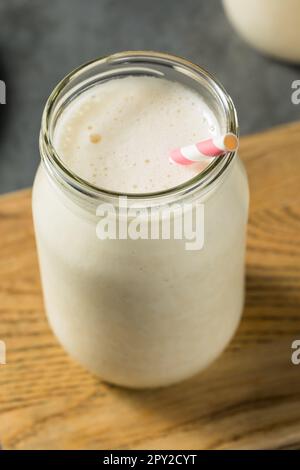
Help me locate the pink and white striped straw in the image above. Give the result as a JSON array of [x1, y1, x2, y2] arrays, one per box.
[[170, 133, 239, 166]]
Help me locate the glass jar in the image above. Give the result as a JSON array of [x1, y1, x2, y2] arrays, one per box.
[[223, 0, 300, 63], [33, 51, 249, 388]]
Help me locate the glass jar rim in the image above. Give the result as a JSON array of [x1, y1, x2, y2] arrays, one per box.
[[40, 50, 238, 205]]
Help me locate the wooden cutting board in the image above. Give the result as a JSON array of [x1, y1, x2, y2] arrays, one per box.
[[1, 122, 300, 450]]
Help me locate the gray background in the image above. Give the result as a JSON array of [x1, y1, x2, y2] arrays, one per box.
[[0, 0, 299, 194]]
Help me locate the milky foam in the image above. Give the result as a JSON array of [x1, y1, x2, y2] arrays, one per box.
[[53, 76, 220, 193]]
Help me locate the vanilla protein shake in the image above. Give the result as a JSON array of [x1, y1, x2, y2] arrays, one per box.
[[33, 52, 249, 388]]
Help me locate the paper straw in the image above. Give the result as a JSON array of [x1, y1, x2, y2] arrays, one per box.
[[170, 133, 239, 166]]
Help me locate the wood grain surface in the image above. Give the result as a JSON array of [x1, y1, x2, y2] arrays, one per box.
[[1, 122, 300, 450]]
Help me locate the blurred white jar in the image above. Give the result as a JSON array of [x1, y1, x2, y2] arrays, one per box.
[[223, 0, 300, 63]]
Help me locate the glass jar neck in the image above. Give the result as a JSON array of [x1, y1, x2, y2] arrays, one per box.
[[40, 51, 238, 210]]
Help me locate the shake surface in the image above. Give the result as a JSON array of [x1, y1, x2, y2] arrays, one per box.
[[53, 76, 219, 193]]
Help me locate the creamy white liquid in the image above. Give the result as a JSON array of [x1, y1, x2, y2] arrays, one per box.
[[33, 74, 249, 388], [223, 0, 300, 63], [54, 76, 218, 193]]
